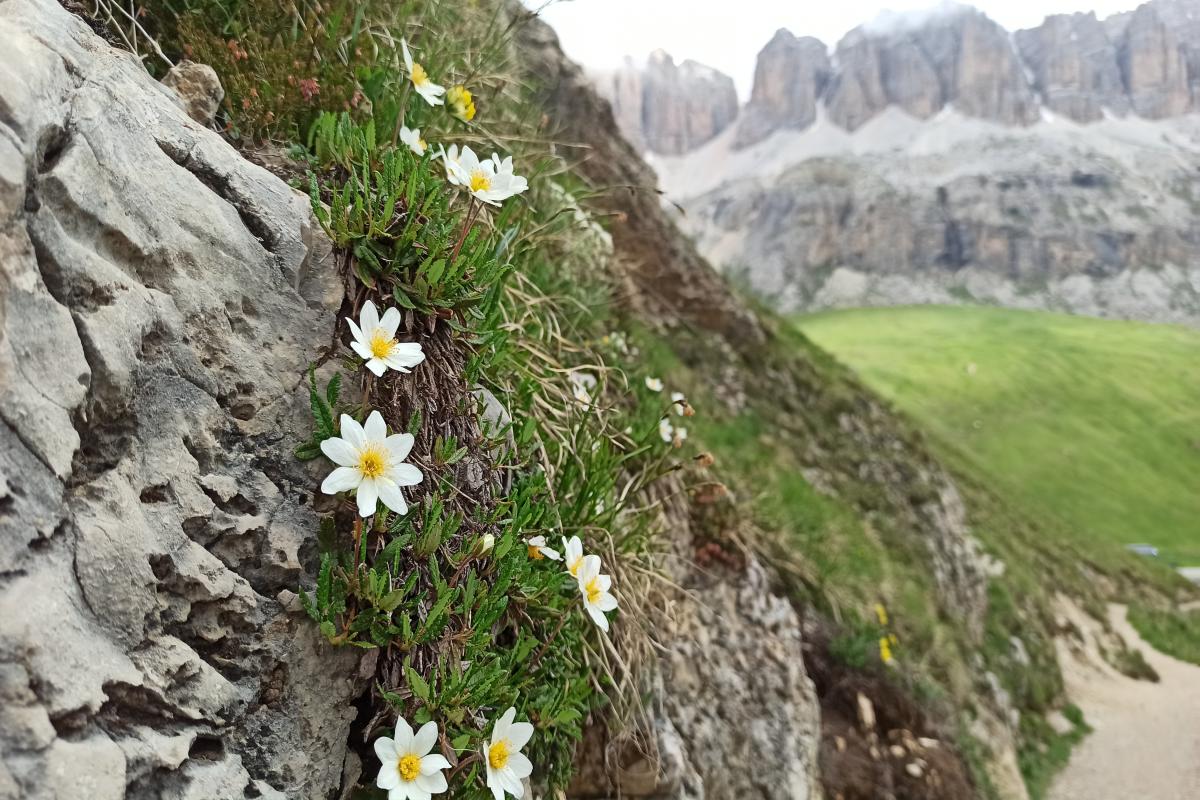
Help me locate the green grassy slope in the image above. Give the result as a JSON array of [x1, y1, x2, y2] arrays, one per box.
[[797, 305, 1200, 566]]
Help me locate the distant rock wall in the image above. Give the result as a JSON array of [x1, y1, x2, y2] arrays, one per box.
[[0, 2, 364, 797], [593, 52, 738, 155], [598, 0, 1200, 153]]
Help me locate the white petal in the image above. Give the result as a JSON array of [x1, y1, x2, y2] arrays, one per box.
[[360, 300, 380, 334], [411, 720, 438, 756], [347, 317, 366, 345], [540, 546, 561, 561], [320, 437, 359, 467], [587, 604, 610, 632], [374, 737, 397, 765], [492, 707, 514, 743], [401, 38, 413, 70], [357, 477, 379, 517], [321, 466, 362, 494], [415, 771, 447, 795], [407, 786, 431, 800], [420, 754, 451, 775], [597, 593, 618, 612], [501, 768, 524, 798], [578, 554, 602, 584], [364, 410, 387, 443], [506, 721, 534, 751], [339, 414, 365, 448], [351, 340, 375, 361], [386, 433, 415, 462], [486, 768, 504, 800], [393, 719, 415, 753], [379, 307, 402, 338], [377, 763, 400, 790], [507, 751, 533, 780], [390, 463, 423, 487], [597, 574, 612, 592], [376, 479, 409, 517], [366, 358, 388, 377]]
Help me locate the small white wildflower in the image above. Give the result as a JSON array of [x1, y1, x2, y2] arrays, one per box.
[[374, 718, 451, 800], [401, 39, 445, 106], [320, 411, 423, 517], [568, 370, 596, 408], [644, 376, 664, 392], [442, 145, 528, 206], [671, 391, 686, 415], [348, 300, 425, 377], [480, 533, 495, 554], [659, 418, 674, 443], [484, 707, 534, 800], [562, 535, 585, 578], [525, 535, 561, 561], [399, 125, 427, 156], [673, 427, 688, 447], [576, 554, 618, 632]]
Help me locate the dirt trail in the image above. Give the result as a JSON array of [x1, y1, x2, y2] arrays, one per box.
[[1048, 603, 1200, 800]]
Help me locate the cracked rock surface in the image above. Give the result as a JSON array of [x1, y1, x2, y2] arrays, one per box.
[[0, 1, 364, 797]]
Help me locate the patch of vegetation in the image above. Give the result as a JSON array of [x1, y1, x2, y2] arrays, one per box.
[[1128, 605, 1200, 666], [1018, 705, 1091, 800], [798, 305, 1200, 568]]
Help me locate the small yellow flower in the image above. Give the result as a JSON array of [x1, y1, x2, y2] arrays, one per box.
[[879, 637, 894, 664], [447, 85, 476, 122], [874, 603, 889, 627]]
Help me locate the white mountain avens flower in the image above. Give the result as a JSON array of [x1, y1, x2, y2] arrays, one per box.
[[526, 536, 561, 561], [373, 718, 451, 800], [659, 418, 674, 443], [484, 707, 534, 800], [671, 391, 686, 415], [673, 427, 688, 447], [644, 376, 664, 392], [401, 39, 445, 106], [576, 554, 618, 632], [479, 533, 495, 555], [320, 411, 423, 517], [443, 145, 528, 206], [348, 300, 425, 377], [562, 535, 585, 578], [399, 126, 427, 156], [446, 84, 476, 122], [568, 370, 596, 407]]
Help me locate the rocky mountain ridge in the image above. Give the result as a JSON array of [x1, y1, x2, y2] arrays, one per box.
[[598, 0, 1200, 153]]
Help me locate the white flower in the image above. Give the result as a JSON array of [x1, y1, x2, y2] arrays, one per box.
[[348, 300, 425, 377], [484, 707, 534, 800], [320, 411, 423, 517], [399, 126, 427, 156], [671, 391, 686, 415], [480, 533, 495, 554], [373, 718, 451, 800], [568, 370, 596, 408], [674, 427, 688, 446], [576, 554, 618, 632], [562, 535, 585, 579], [659, 418, 674, 443], [402, 39, 445, 106], [443, 145, 528, 206], [526, 535, 561, 561], [644, 376, 663, 392]]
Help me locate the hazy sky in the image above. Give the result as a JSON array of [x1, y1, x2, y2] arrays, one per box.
[[528, 0, 1140, 98]]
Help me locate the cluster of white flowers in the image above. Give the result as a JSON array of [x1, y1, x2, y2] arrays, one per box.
[[399, 39, 528, 207], [561, 535, 618, 631], [374, 709, 534, 800], [320, 301, 426, 518], [646, 379, 689, 446]]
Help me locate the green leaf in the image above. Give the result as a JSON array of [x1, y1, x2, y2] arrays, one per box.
[[406, 665, 431, 701]]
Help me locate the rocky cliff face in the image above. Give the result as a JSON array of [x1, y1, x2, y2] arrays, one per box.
[[607, 0, 1200, 153], [593, 52, 738, 155], [735, 31, 831, 148], [0, 2, 364, 797]]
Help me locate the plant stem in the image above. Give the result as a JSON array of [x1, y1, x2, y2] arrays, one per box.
[[449, 198, 479, 266]]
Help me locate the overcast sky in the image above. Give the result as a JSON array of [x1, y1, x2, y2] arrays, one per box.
[[528, 0, 1140, 98]]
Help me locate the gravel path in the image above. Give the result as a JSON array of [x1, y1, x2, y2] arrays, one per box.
[[1048, 603, 1200, 800]]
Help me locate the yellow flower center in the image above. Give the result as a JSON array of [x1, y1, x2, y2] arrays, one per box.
[[411, 62, 430, 87], [567, 556, 583, 578], [488, 740, 510, 770], [528, 545, 544, 560], [358, 446, 386, 479], [470, 170, 491, 193], [369, 330, 395, 359], [398, 753, 421, 782], [584, 576, 603, 605]]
